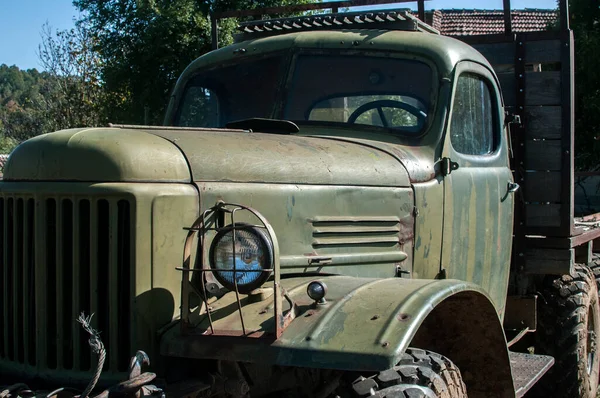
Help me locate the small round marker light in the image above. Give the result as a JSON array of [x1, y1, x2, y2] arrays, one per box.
[[307, 280, 328, 304]]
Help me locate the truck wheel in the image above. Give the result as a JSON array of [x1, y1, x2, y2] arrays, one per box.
[[535, 264, 600, 397], [588, 253, 600, 289], [346, 348, 467, 398]]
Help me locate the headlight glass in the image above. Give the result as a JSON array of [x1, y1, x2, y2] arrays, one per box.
[[209, 224, 273, 293]]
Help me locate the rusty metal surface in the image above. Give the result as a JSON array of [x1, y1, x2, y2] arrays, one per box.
[[440, 60, 514, 315], [234, 10, 440, 42], [162, 276, 509, 376], [510, 352, 554, 397], [197, 182, 414, 280], [149, 129, 411, 187]]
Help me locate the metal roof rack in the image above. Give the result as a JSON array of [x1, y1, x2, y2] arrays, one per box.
[[234, 9, 439, 42], [211, 0, 431, 49]]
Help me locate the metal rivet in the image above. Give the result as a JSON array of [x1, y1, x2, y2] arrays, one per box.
[[353, 40, 360, 46], [382, 342, 390, 348], [519, 253, 524, 257]]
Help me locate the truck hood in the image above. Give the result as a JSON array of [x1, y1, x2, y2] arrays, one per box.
[[4, 127, 410, 187], [3, 128, 191, 182], [149, 128, 410, 186]]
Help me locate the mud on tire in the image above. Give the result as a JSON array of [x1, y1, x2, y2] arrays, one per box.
[[534, 264, 600, 398], [347, 348, 467, 398]]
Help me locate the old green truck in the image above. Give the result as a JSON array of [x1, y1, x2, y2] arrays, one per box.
[[1, 0, 598, 397]]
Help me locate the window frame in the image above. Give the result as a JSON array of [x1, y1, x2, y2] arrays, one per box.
[[445, 61, 506, 167], [280, 49, 439, 139]]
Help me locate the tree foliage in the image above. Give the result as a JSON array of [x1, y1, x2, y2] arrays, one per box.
[[37, 21, 107, 131], [0, 19, 106, 153], [0, 64, 51, 148], [569, 0, 600, 169], [72, 0, 315, 125]]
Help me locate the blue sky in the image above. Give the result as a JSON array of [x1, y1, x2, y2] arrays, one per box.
[[1, 0, 557, 71]]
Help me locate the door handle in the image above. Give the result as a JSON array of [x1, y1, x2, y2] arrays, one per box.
[[501, 181, 520, 202], [507, 181, 520, 193]]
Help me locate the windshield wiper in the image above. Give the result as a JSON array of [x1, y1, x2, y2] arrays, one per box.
[[226, 118, 300, 134]]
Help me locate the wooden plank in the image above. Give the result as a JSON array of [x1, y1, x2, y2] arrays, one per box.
[[524, 172, 561, 203], [524, 106, 561, 139], [525, 235, 573, 250], [525, 140, 562, 171], [525, 40, 561, 64], [472, 42, 515, 66], [526, 231, 600, 250], [527, 71, 562, 106], [575, 241, 592, 264], [525, 248, 574, 275], [498, 73, 516, 105], [499, 71, 561, 106], [526, 204, 561, 227]]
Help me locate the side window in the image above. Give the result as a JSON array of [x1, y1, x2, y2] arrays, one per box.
[[450, 74, 495, 156]]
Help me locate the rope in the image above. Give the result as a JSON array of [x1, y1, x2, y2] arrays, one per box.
[[77, 313, 106, 398], [0, 313, 162, 398]]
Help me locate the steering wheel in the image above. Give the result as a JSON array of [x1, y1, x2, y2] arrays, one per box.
[[347, 99, 426, 129]]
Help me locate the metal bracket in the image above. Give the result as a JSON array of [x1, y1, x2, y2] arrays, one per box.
[[395, 265, 411, 278], [436, 268, 447, 279], [504, 111, 522, 127], [440, 157, 459, 176]]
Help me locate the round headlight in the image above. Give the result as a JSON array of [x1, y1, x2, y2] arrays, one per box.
[[209, 223, 273, 294]]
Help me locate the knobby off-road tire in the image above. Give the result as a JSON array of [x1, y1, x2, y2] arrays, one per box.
[[588, 253, 600, 290], [535, 264, 600, 398], [346, 348, 467, 398]]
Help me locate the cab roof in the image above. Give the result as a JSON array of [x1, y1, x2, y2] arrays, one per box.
[[182, 28, 491, 80]]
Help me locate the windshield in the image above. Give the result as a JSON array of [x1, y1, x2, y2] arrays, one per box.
[[176, 52, 433, 135]]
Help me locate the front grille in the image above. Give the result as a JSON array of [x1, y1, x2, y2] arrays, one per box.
[[0, 195, 133, 374]]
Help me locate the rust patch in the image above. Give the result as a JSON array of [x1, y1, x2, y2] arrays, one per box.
[[398, 215, 415, 243]]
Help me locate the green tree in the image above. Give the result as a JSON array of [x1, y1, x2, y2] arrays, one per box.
[[72, 0, 317, 125], [0, 65, 49, 146], [38, 21, 107, 132], [569, 0, 600, 169]]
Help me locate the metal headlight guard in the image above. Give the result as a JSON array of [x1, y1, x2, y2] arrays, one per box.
[[178, 202, 297, 338], [209, 222, 274, 294]]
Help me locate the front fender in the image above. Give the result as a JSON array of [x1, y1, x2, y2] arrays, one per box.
[[162, 276, 513, 395], [275, 277, 506, 369]]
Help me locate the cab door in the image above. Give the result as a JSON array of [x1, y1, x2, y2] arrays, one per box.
[[441, 61, 514, 315]]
